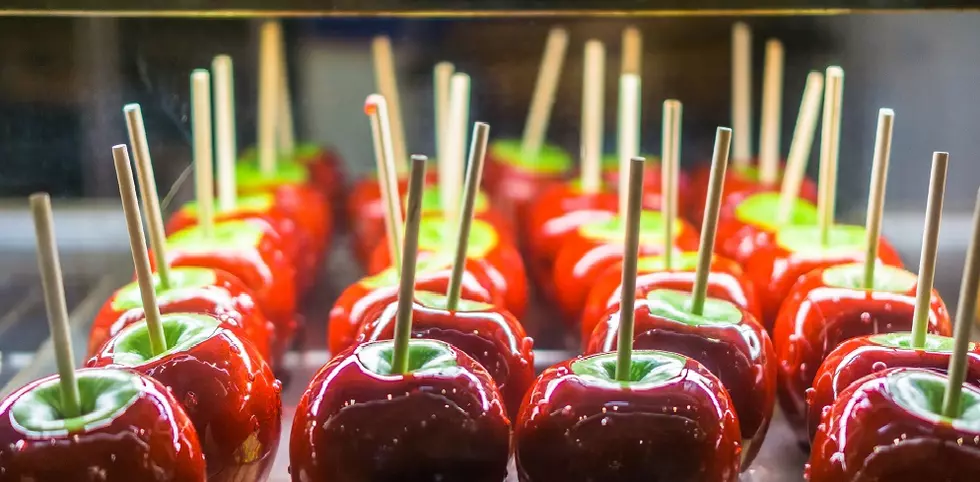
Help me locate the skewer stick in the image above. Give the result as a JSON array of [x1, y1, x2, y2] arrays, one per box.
[[446, 123, 491, 311], [776, 71, 824, 225], [580, 40, 605, 194], [520, 27, 569, 160], [618, 73, 642, 222], [112, 145, 167, 356], [258, 20, 281, 176], [817, 66, 845, 246], [276, 29, 296, 156], [862, 109, 895, 289], [372, 36, 408, 175], [123, 104, 171, 290], [213, 55, 237, 212], [441, 73, 470, 225], [731, 22, 752, 169], [661, 100, 683, 270], [943, 178, 980, 418], [366, 94, 404, 270], [758, 39, 784, 185], [434, 62, 455, 165], [29, 193, 81, 418], [191, 69, 215, 238], [391, 155, 428, 375], [621, 26, 642, 76], [616, 156, 646, 382], [911, 152, 947, 348], [691, 128, 733, 315]]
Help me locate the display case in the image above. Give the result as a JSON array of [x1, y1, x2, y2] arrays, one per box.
[[1, 2, 980, 481]]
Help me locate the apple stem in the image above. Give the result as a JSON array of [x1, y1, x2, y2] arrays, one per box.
[[433, 62, 455, 174], [258, 20, 280, 176], [817, 66, 844, 247], [29, 193, 82, 419], [776, 71, 824, 225], [191, 69, 215, 239], [616, 156, 646, 382], [579, 40, 605, 195], [862, 109, 894, 290], [758, 39, 784, 186], [730, 22, 752, 170], [617, 73, 642, 224], [441, 73, 470, 227], [521, 27, 569, 162], [113, 146, 168, 357], [911, 153, 947, 348], [123, 104, 171, 291], [943, 178, 979, 418], [366, 94, 404, 270], [213, 55, 238, 212], [446, 123, 490, 311], [372, 36, 409, 175], [691, 128, 732, 316], [661, 100, 682, 270], [391, 156, 427, 375]]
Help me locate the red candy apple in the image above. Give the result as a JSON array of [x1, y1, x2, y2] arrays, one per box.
[[715, 191, 818, 265], [688, 163, 818, 224], [483, 139, 571, 227]]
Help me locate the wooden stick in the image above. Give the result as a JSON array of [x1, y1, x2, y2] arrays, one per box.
[[777, 71, 824, 225], [391, 155, 427, 375], [191, 69, 215, 238], [731, 22, 752, 169], [441, 73, 470, 225], [580, 40, 605, 195], [258, 20, 281, 176], [123, 104, 171, 290], [758, 39, 784, 185], [943, 177, 980, 418], [29, 193, 81, 418], [911, 152, 947, 348], [276, 27, 296, 156], [618, 73, 642, 221], [817, 66, 845, 246], [112, 145, 167, 356], [661, 100, 683, 270], [446, 123, 491, 311], [434, 62, 455, 166], [621, 26, 642, 76], [372, 36, 408, 175], [691, 128, 733, 315], [521, 27, 569, 160], [365, 94, 404, 270], [213, 55, 237, 212], [616, 156, 646, 382], [862, 109, 895, 289]]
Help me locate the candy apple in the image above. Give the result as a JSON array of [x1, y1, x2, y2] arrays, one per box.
[[772, 262, 952, 443], [88, 313, 282, 482], [354, 290, 534, 419], [345, 171, 437, 265], [600, 153, 693, 211], [715, 191, 818, 265], [586, 289, 774, 467], [289, 339, 511, 482], [483, 139, 571, 226], [515, 350, 742, 481], [241, 143, 345, 204], [688, 163, 818, 224], [89, 266, 274, 362], [807, 333, 980, 442], [0, 367, 206, 482], [808, 368, 980, 481]]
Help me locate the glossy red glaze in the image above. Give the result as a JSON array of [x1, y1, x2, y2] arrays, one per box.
[[808, 368, 980, 481], [600, 159, 693, 210], [515, 354, 742, 481], [744, 237, 904, 329], [772, 268, 952, 444], [345, 172, 439, 265], [806, 336, 980, 442], [484, 151, 569, 229], [367, 225, 528, 318], [300, 148, 346, 202], [354, 294, 535, 419], [586, 300, 775, 468], [89, 269, 275, 362], [551, 223, 701, 323], [89, 327, 282, 482], [580, 256, 760, 344], [327, 256, 503, 354], [714, 188, 817, 266], [0, 368, 206, 482], [158, 219, 298, 340], [289, 342, 511, 482], [687, 162, 819, 224]]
